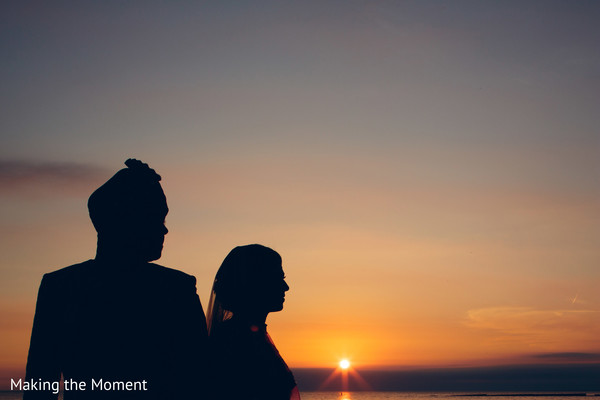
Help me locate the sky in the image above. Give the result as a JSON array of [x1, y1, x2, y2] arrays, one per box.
[[1, 0, 599, 387]]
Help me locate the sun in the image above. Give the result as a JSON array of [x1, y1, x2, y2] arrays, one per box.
[[339, 359, 350, 370]]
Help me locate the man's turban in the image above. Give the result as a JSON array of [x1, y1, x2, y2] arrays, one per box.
[[88, 159, 166, 233]]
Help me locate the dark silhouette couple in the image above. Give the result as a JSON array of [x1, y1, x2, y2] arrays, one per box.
[[24, 159, 301, 400]]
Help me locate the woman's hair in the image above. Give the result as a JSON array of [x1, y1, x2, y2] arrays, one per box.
[[207, 244, 282, 334]]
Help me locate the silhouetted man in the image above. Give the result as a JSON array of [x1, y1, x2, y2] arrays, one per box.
[[25, 159, 208, 399]]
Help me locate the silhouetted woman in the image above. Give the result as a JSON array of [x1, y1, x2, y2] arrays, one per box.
[[206, 244, 301, 400]]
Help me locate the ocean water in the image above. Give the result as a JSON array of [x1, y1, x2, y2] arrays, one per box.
[[2, 392, 598, 400], [301, 394, 599, 400]]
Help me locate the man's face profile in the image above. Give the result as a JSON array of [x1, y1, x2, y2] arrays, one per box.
[[119, 183, 169, 262], [130, 193, 169, 262]]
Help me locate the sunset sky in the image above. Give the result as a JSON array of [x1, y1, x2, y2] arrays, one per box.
[[1, 0, 599, 385]]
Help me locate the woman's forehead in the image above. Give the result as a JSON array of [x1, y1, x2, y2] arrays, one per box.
[[254, 262, 284, 278]]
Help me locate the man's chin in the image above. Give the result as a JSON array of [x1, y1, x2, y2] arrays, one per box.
[[144, 248, 163, 262]]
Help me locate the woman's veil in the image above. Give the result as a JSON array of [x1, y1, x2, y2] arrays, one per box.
[[206, 277, 233, 337]]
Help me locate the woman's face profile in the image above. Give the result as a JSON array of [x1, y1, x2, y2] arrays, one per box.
[[217, 245, 290, 316], [250, 263, 290, 314]]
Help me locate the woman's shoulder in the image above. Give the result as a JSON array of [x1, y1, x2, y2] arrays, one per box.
[[212, 319, 265, 344]]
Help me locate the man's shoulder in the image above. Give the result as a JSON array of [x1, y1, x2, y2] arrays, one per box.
[[40, 260, 197, 291], [43, 260, 95, 280], [144, 262, 197, 285], [142, 264, 200, 302]]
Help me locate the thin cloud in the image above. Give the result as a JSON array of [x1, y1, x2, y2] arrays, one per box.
[[465, 306, 600, 349], [0, 160, 109, 197], [466, 306, 600, 331]]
